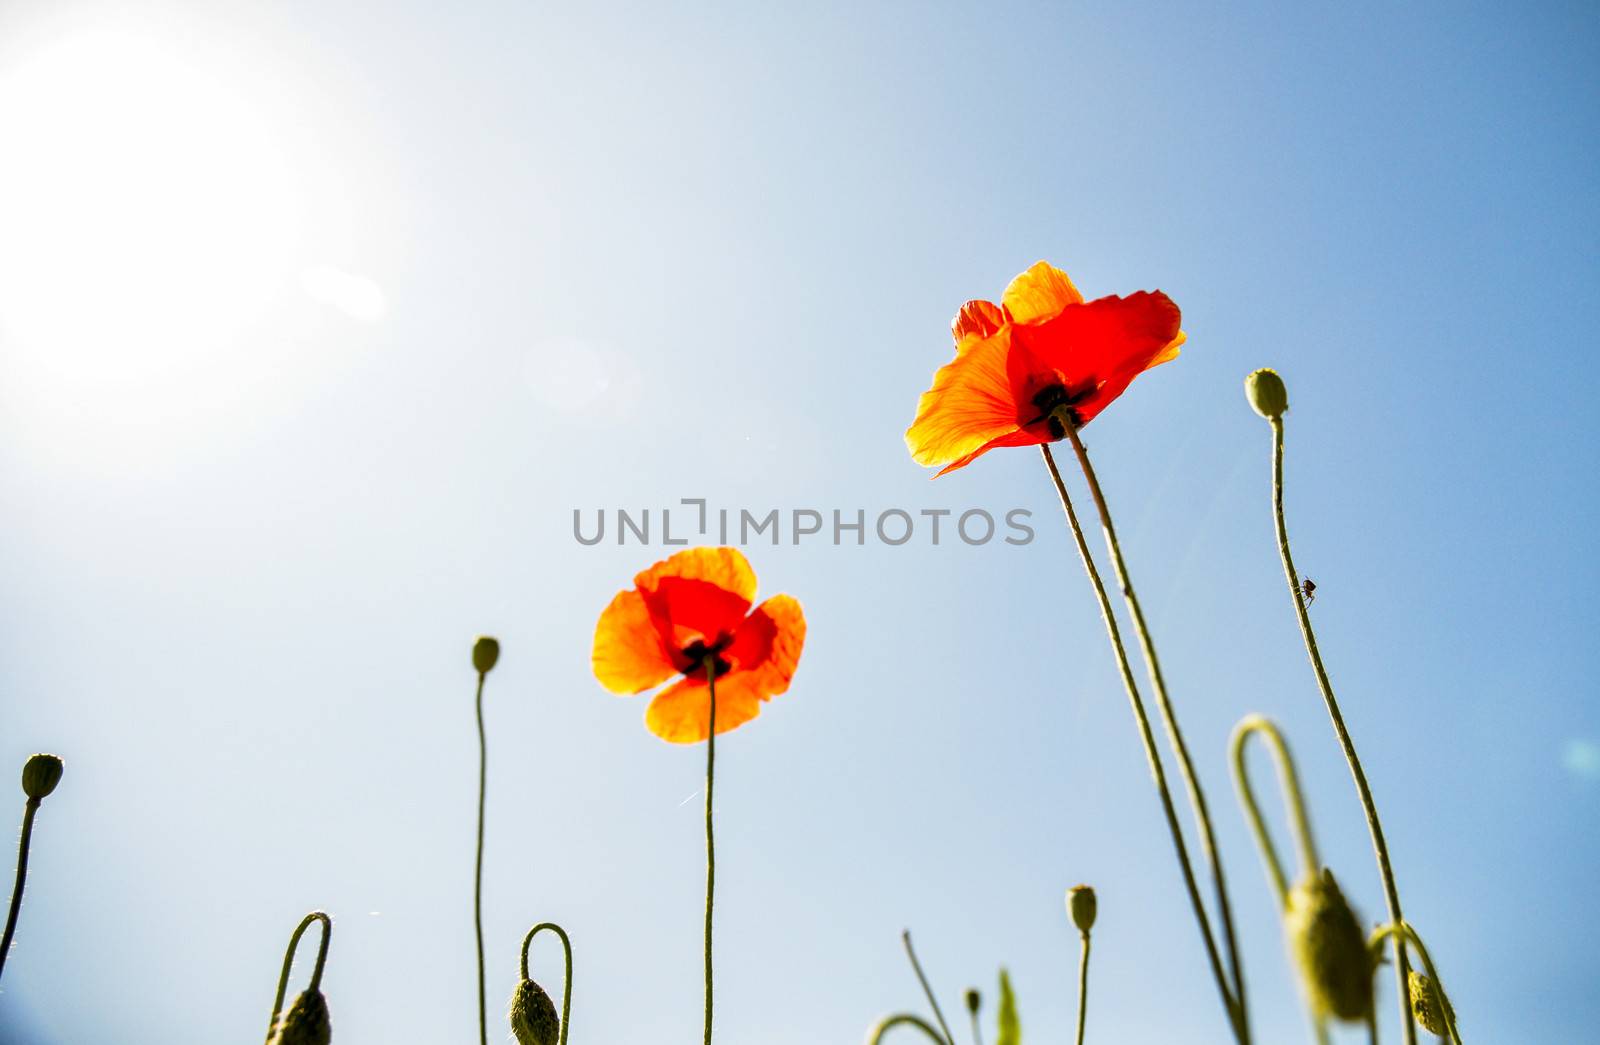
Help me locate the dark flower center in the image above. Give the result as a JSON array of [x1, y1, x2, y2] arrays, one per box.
[[1028, 382, 1093, 438], [680, 636, 733, 679]]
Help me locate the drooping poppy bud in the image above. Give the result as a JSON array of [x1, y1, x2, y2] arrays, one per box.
[[1245, 368, 1289, 420], [271, 989, 331, 1045], [1283, 869, 1374, 1023], [1067, 884, 1097, 934], [20, 754, 63, 800], [1409, 970, 1454, 1036], [473, 636, 501, 675], [509, 978, 560, 1045]]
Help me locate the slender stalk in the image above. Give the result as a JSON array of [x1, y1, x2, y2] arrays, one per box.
[[969, 1008, 983, 1045], [901, 931, 955, 1045], [1039, 445, 1243, 1041], [1074, 930, 1092, 1045], [868, 1014, 949, 1044], [1369, 923, 1463, 1045], [1228, 716, 1329, 1045], [0, 799, 40, 982], [1229, 715, 1321, 908], [1269, 417, 1415, 1045], [704, 661, 718, 1045], [265, 911, 331, 1044], [1059, 421, 1249, 1038], [474, 669, 490, 1045], [522, 922, 574, 1045]]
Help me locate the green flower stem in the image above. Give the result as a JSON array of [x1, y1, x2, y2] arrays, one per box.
[[1040, 444, 1244, 1043], [969, 1006, 984, 1045], [900, 930, 955, 1045], [0, 797, 41, 983], [474, 668, 490, 1045], [868, 1014, 949, 1044], [704, 661, 718, 1045], [521, 922, 574, 1045], [265, 911, 331, 1044], [1268, 416, 1415, 1045], [1073, 929, 1091, 1045], [1228, 716, 1330, 1045], [1369, 922, 1462, 1045], [1058, 421, 1249, 1036], [1229, 715, 1321, 907]]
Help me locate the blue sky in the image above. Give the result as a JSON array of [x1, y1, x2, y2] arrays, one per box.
[[1, 1, 1596, 1042]]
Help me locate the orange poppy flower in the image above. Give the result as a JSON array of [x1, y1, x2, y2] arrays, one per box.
[[592, 546, 806, 744], [906, 261, 1186, 476]]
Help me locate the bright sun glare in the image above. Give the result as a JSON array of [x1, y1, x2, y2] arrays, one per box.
[[0, 30, 299, 406]]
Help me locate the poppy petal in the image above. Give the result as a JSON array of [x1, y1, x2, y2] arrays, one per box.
[[1011, 291, 1183, 425], [592, 589, 677, 694], [906, 328, 1023, 473], [645, 675, 764, 744], [1001, 262, 1083, 324], [723, 594, 806, 695], [634, 546, 757, 603], [952, 299, 1005, 345], [933, 427, 1046, 477]]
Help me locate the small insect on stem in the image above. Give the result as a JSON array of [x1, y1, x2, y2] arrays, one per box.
[[1299, 578, 1317, 605]]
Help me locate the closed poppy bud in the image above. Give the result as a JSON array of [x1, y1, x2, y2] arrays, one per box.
[[271, 989, 331, 1045], [1067, 884, 1097, 934], [1409, 970, 1454, 1036], [964, 987, 981, 1015], [21, 754, 63, 800], [509, 978, 560, 1045], [472, 636, 500, 675], [1284, 869, 1374, 1023], [1245, 368, 1289, 420]]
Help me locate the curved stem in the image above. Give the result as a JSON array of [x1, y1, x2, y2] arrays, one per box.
[[1269, 417, 1415, 1045], [1369, 923, 1463, 1045], [0, 799, 40, 984], [867, 1014, 949, 1044], [703, 661, 717, 1045], [1039, 445, 1242, 1041], [1229, 715, 1321, 908], [901, 931, 955, 1045], [266, 911, 331, 1044], [521, 922, 574, 1045], [1074, 931, 1091, 1045], [1059, 422, 1249, 1041], [474, 669, 490, 1045]]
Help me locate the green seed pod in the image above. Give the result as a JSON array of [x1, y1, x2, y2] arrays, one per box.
[[21, 754, 63, 800], [964, 987, 981, 1015], [271, 989, 331, 1045], [1283, 869, 1374, 1023], [1245, 368, 1289, 420], [1409, 970, 1454, 1036], [509, 978, 560, 1045], [472, 636, 501, 675], [1067, 884, 1097, 934]]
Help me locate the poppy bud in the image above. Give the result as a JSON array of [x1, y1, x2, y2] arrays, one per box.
[[1408, 970, 1454, 1036], [509, 978, 560, 1045], [472, 636, 501, 675], [271, 989, 331, 1045], [21, 754, 63, 800], [1245, 368, 1288, 420], [1067, 884, 1097, 934], [964, 987, 981, 1015], [1283, 869, 1374, 1023]]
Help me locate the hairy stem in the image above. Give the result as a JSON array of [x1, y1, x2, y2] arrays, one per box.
[[0, 799, 40, 983], [704, 662, 718, 1045], [474, 670, 489, 1045], [1074, 931, 1092, 1045], [522, 922, 574, 1045], [1060, 422, 1249, 1040], [1040, 445, 1243, 1041], [1269, 417, 1414, 1045]]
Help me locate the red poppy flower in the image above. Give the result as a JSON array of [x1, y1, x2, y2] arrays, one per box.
[[906, 261, 1186, 476], [592, 546, 806, 744]]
